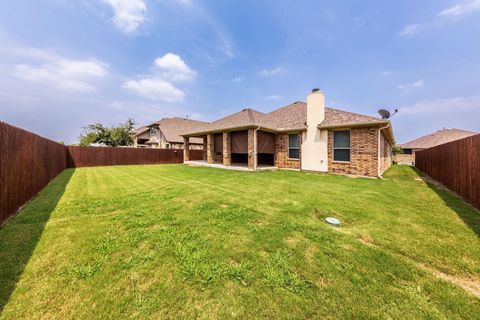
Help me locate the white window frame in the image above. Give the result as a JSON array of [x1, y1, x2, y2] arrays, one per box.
[[333, 130, 351, 162]]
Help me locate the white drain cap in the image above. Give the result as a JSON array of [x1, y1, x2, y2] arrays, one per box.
[[325, 217, 341, 226]]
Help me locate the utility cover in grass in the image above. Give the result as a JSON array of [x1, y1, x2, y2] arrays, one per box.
[[325, 217, 341, 226]]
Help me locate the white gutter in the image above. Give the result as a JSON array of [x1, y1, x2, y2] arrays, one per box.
[[377, 123, 390, 177], [253, 126, 260, 170]]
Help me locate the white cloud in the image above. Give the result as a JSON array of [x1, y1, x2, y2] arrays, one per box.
[[233, 75, 245, 83], [123, 54, 195, 102], [400, 96, 480, 115], [12, 58, 107, 92], [398, 24, 422, 38], [395, 96, 480, 142], [380, 71, 394, 76], [258, 68, 281, 77], [154, 53, 196, 82], [266, 95, 283, 101], [102, 0, 147, 35], [397, 79, 424, 92], [122, 78, 185, 102], [399, 1, 480, 38], [438, 0, 480, 17]]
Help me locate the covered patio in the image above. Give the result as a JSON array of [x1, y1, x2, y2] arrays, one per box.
[[183, 128, 277, 171]]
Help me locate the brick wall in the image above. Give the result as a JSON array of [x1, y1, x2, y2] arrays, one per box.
[[393, 153, 415, 165], [207, 134, 214, 164], [202, 137, 207, 160], [223, 131, 231, 166], [274, 133, 301, 169], [379, 131, 393, 175], [248, 129, 255, 169], [327, 127, 378, 177]]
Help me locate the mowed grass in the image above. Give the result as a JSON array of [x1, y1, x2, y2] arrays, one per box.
[[0, 165, 479, 319]]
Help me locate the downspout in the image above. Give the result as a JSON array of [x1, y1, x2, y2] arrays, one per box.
[[377, 123, 390, 178], [253, 126, 260, 170]]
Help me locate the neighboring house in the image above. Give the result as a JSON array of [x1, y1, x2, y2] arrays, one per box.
[[182, 89, 395, 177], [133, 117, 208, 150], [397, 128, 478, 164]]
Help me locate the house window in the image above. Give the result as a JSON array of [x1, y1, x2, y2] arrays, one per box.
[[149, 127, 157, 135], [333, 130, 350, 162], [166, 143, 170, 149], [288, 134, 300, 159]]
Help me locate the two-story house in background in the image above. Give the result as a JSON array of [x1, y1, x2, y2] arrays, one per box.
[[133, 117, 207, 150]]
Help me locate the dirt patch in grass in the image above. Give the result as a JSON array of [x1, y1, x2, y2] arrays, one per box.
[[357, 234, 376, 246], [417, 263, 480, 298]]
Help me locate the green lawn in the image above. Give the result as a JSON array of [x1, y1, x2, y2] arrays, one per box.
[[0, 165, 479, 319]]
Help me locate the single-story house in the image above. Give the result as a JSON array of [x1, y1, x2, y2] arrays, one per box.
[[396, 128, 478, 164], [133, 117, 208, 149], [182, 89, 395, 177]]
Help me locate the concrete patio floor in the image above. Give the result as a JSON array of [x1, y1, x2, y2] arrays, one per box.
[[184, 160, 278, 171]]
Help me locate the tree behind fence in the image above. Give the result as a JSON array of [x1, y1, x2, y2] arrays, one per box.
[[0, 121, 204, 225], [415, 134, 480, 210]]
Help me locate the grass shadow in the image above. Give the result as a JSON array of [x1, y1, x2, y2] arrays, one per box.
[[0, 168, 74, 314], [413, 167, 480, 238]]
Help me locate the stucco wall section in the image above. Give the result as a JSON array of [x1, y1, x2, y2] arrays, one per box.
[[327, 127, 378, 177], [274, 133, 301, 169]]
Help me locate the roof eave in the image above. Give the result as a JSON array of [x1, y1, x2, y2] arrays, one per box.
[[317, 120, 389, 129], [183, 125, 307, 137], [318, 120, 396, 145]]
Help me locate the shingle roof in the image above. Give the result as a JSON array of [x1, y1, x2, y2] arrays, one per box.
[[400, 128, 478, 149], [134, 117, 208, 144], [320, 107, 387, 128], [133, 126, 148, 135], [184, 101, 389, 136], [190, 108, 269, 133]]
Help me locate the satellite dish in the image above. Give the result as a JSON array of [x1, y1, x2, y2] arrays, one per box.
[[378, 109, 391, 119], [378, 108, 399, 119]]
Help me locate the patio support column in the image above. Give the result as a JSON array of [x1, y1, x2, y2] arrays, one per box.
[[183, 137, 190, 161], [248, 128, 256, 170], [207, 133, 214, 164], [202, 136, 207, 161], [223, 131, 231, 166]]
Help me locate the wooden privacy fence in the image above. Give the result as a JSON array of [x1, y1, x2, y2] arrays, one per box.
[[67, 147, 204, 167], [415, 134, 480, 209], [68, 146, 183, 167], [0, 121, 205, 225], [0, 121, 68, 225]]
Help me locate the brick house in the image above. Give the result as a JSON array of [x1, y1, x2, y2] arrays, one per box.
[[182, 89, 395, 177], [396, 128, 477, 164], [133, 117, 207, 150]]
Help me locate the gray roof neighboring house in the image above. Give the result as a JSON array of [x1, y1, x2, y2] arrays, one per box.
[[134, 117, 208, 144], [400, 128, 478, 150], [183, 101, 394, 143]]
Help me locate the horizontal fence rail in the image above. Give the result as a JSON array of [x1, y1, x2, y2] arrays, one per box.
[[1, 121, 205, 225], [415, 134, 480, 209], [0, 121, 68, 225]]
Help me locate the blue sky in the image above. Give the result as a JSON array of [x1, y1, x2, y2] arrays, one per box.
[[0, 0, 479, 144]]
